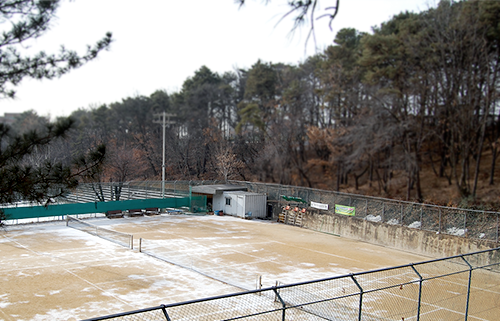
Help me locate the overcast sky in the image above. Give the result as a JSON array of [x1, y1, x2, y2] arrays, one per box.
[[1, 0, 432, 119]]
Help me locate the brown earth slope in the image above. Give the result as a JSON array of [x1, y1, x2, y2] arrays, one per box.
[[292, 150, 500, 211]]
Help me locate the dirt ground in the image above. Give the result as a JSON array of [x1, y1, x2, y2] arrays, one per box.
[[0, 214, 486, 320]]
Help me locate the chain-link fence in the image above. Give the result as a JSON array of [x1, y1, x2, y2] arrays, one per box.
[[83, 247, 500, 321], [33, 179, 498, 243], [229, 181, 500, 243], [63, 180, 500, 243]]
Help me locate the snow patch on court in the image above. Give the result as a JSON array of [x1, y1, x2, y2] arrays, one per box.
[[0, 294, 12, 308], [16, 271, 33, 277], [2, 214, 431, 321]]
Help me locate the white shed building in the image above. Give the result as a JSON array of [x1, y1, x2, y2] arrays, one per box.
[[191, 184, 247, 213], [218, 191, 267, 219]]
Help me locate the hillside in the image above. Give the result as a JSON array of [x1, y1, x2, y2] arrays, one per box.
[[304, 149, 500, 211]]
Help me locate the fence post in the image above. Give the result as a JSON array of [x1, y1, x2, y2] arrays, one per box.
[[161, 304, 172, 321], [365, 199, 368, 217], [273, 287, 286, 321], [461, 256, 473, 321], [464, 212, 467, 237], [130, 235, 133, 250], [400, 203, 404, 226], [350, 275, 363, 321], [139, 238, 142, 252], [278, 184, 281, 202], [439, 209, 442, 234], [420, 207, 423, 230], [410, 264, 423, 321]]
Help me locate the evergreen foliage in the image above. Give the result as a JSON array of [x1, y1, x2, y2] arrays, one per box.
[[0, 0, 111, 225], [3, 0, 500, 221]]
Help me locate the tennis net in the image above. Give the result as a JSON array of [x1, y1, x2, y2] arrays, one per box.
[[66, 216, 133, 249]]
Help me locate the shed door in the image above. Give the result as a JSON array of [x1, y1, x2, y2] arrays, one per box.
[[237, 195, 245, 217]]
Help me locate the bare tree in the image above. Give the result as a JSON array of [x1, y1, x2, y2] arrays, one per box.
[[237, 0, 340, 49]]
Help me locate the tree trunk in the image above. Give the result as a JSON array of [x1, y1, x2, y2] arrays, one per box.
[[336, 163, 341, 192], [490, 146, 497, 185], [406, 170, 412, 201], [472, 122, 486, 197]]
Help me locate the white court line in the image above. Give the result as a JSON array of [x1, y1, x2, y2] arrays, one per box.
[[140, 240, 285, 271], [63, 268, 135, 308], [270, 240, 376, 266], [436, 277, 500, 296], [412, 304, 491, 321], [0, 233, 135, 314], [1, 259, 118, 274], [0, 308, 17, 321], [0, 234, 137, 273], [363, 285, 491, 321]]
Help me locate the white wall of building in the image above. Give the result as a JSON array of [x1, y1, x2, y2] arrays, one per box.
[[221, 191, 267, 218]]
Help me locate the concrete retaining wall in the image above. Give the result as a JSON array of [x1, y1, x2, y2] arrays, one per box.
[[302, 211, 499, 259]]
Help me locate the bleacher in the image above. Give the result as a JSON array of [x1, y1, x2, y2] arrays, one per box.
[[61, 184, 183, 204]]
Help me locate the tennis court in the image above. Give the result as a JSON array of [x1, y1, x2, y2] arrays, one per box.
[[0, 214, 487, 320]]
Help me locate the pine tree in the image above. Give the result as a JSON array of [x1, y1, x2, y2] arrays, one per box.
[[0, 0, 112, 225]]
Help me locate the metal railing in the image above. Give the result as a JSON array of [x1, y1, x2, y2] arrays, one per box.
[[83, 247, 500, 321], [229, 181, 500, 243]]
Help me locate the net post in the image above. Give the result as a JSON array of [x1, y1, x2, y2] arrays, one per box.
[[256, 275, 262, 292], [66, 215, 68, 226], [496, 213, 499, 243], [130, 235, 133, 250]]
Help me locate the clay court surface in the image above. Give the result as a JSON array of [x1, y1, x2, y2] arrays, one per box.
[[0, 214, 475, 320]]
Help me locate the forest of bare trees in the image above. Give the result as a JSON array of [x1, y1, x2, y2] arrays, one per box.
[[8, 0, 500, 208]]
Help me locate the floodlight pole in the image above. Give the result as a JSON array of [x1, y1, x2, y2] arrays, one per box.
[[153, 112, 176, 198], [161, 113, 166, 198]]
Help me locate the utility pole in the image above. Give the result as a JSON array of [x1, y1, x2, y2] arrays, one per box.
[[153, 112, 176, 198]]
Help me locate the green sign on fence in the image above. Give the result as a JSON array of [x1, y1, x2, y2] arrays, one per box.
[[335, 204, 355, 216]]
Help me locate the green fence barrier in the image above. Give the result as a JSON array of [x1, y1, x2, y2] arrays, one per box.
[[2, 196, 206, 221]]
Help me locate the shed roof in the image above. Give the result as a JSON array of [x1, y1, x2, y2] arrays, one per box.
[[223, 191, 266, 197], [191, 184, 247, 195]]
